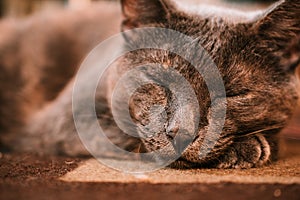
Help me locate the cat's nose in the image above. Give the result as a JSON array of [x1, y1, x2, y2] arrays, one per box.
[[167, 124, 193, 154], [166, 125, 180, 139], [170, 132, 192, 154]]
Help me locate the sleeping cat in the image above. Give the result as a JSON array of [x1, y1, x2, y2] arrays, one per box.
[[0, 0, 299, 169]]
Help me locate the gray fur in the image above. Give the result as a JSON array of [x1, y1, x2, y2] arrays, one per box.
[[0, 0, 299, 169]]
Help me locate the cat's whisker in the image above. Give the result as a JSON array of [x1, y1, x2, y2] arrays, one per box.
[[235, 126, 284, 139]]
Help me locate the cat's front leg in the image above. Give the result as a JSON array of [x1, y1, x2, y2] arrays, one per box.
[[216, 133, 274, 169], [180, 93, 286, 169]]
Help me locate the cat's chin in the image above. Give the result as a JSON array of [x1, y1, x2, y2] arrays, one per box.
[[168, 158, 201, 169], [168, 157, 218, 169]]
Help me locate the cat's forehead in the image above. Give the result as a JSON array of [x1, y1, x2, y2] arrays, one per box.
[[173, 1, 264, 24]]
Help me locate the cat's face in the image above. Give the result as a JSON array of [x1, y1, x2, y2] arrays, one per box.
[[118, 0, 299, 167]]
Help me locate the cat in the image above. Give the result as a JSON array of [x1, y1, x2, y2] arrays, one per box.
[[0, 0, 299, 169]]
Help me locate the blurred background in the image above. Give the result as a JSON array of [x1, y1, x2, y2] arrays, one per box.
[[0, 0, 279, 18], [0, 0, 111, 18], [0, 0, 298, 140]]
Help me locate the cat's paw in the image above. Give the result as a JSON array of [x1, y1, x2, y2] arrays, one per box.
[[216, 134, 271, 169]]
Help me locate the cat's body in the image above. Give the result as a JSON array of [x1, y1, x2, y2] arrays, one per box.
[[0, 1, 121, 154], [0, 0, 299, 169]]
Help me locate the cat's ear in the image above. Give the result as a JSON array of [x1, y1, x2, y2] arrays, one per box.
[[121, 0, 174, 30], [253, 0, 300, 72]]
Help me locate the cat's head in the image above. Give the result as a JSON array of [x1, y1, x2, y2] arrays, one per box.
[[116, 0, 299, 167]]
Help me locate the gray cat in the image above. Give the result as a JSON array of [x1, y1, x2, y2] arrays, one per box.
[[0, 0, 299, 169]]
